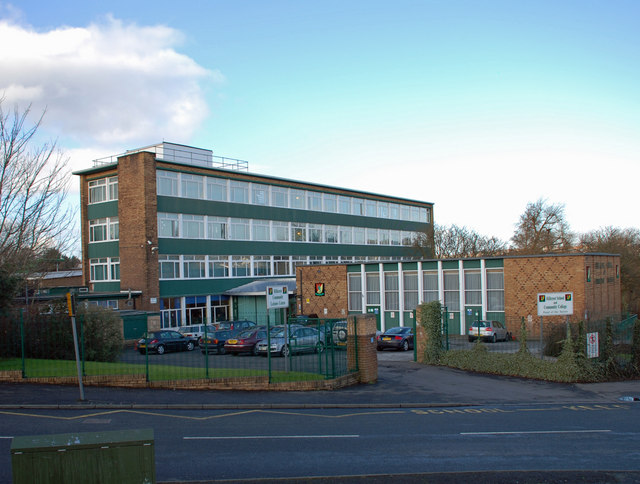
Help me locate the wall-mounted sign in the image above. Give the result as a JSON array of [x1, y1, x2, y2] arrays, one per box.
[[315, 283, 325, 296], [537, 292, 573, 316], [267, 285, 289, 309]]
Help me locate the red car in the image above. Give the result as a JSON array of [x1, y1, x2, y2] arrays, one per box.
[[224, 327, 268, 356]]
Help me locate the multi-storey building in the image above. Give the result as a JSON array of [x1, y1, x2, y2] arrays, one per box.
[[75, 142, 434, 329]]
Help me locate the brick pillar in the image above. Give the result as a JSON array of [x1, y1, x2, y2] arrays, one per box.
[[348, 314, 378, 383], [117, 151, 160, 312]]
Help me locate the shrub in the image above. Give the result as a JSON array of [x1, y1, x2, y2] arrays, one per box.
[[418, 300, 444, 364], [78, 306, 123, 362]]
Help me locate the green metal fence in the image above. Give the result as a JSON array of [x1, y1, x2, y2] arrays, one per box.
[[0, 310, 355, 385]]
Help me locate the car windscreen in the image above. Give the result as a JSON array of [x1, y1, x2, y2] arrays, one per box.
[[385, 327, 409, 334]]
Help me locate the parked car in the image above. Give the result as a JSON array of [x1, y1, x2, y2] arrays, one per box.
[[177, 324, 216, 344], [331, 321, 348, 348], [255, 325, 323, 357], [215, 320, 257, 332], [377, 327, 414, 351], [224, 327, 268, 356], [136, 330, 197, 355], [201, 330, 238, 355], [468, 320, 511, 343]]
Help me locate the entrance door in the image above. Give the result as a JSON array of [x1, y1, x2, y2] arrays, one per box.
[[366, 306, 381, 332], [214, 306, 228, 323]]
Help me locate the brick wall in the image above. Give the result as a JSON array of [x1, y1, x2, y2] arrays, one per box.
[[296, 265, 348, 318], [349, 313, 378, 383], [504, 254, 621, 330], [118, 152, 160, 311]]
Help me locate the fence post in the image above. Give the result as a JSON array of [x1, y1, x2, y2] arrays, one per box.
[[20, 309, 25, 379], [80, 314, 85, 377]]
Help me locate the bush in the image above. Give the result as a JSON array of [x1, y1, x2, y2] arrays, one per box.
[[418, 301, 444, 364], [78, 306, 123, 362]]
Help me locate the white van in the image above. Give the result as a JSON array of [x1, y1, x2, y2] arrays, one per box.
[[177, 324, 216, 344]]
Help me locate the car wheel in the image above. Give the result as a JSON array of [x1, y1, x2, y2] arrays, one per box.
[[281, 345, 290, 357], [218, 346, 226, 355], [506, 332, 512, 342], [186, 341, 195, 351], [316, 342, 325, 353], [337, 328, 348, 343], [492, 334, 497, 344], [252, 346, 259, 356], [156, 344, 165, 355], [402, 340, 409, 351]]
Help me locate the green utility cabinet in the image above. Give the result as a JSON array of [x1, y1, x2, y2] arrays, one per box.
[[11, 428, 155, 484]]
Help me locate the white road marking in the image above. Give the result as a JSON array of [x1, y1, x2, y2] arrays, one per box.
[[184, 434, 359, 440], [0, 436, 13, 439], [461, 429, 611, 436]]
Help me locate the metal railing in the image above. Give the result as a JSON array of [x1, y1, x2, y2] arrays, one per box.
[[0, 311, 354, 385]]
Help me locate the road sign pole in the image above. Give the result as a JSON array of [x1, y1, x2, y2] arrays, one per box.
[[540, 316, 544, 360]]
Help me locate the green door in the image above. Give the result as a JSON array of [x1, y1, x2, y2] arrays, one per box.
[[366, 306, 381, 331]]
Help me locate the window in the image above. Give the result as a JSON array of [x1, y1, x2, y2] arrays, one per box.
[[365, 200, 377, 217], [110, 258, 120, 281], [159, 255, 180, 279], [252, 220, 270, 241], [325, 225, 338, 243], [384, 272, 399, 311], [465, 271, 482, 305], [157, 171, 178, 196], [252, 184, 269, 205], [340, 227, 352, 244], [338, 196, 351, 214], [271, 186, 288, 207], [443, 271, 460, 311], [423, 271, 439, 303], [88, 179, 106, 204], [274, 256, 290, 276], [389, 204, 399, 219], [366, 228, 378, 245], [272, 221, 289, 241], [309, 256, 323, 265], [379, 229, 390, 245], [290, 189, 305, 209], [410, 206, 420, 222], [307, 191, 322, 211], [209, 256, 229, 278], [378, 202, 389, 219], [324, 194, 337, 213], [486, 270, 504, 311], [90, 258, 108, 281], [108, 177, 118, 201], [109, 217, 119, 240], [229, 218, 250, 240], [390, 230, 401, 246], [253, 256, 271, 276], [232, 256, 250, 277], [400, 205, 411, 221], [207, 177, 227, 201], [366, 273, 380, 305], [89, 218, 107, 242], [181, 174, 203, 199], [207, 217, 227, 239], [348, 273, 363, 311], [353, 227, 365, 245], [403, 272, 418, 311], [158, 213, 179, 238], [352, 198, 364, 216], [309, 224, 322, 243], [401, 231, 413, 246], [89, 177, 117, 203], [292, 256, 307, 272], [183, 215, 204, 239], [230, 181, 249, 203], [292, 223, 306, 242], [184, 255, 206, 278]]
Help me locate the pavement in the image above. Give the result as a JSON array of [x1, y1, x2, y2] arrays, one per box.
[[1, 353, 639, 409]]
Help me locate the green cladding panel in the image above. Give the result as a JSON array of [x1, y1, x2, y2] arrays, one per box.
[[11, 429, 155, 484]]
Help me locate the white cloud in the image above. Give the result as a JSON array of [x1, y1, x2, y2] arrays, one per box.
[[0, 14, 220, 149]]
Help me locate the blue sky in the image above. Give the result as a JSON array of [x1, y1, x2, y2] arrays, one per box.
[[1, 0, 638, 246]]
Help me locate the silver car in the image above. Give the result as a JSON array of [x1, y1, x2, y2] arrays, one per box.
[[468, 320, 511, 343], [256, 325, 324, 357]]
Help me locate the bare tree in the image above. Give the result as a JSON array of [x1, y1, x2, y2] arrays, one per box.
[[0, 99, 74, 298], [579, 226, 640, 315], [415, 224, 507, 259], [511, 198, 574, 254]]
